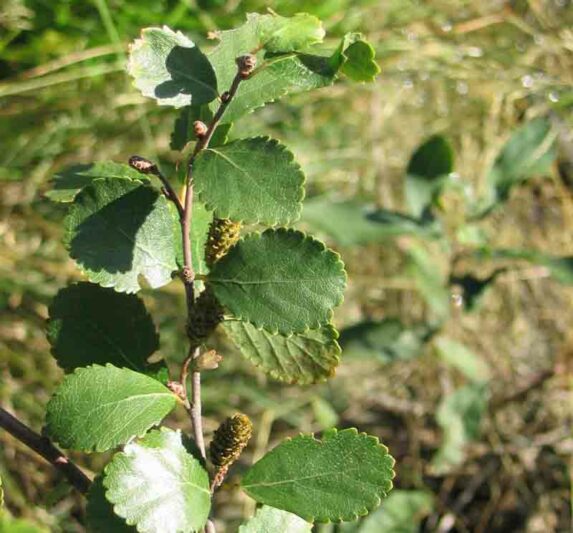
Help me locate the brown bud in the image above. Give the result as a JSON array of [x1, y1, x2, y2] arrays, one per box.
[[236, 54, 256, 79], [129, 155, 157, 174], [220, 91, 231, 103], [210, 413, 253, 469], [193, 120, 208, 138], [194, 349, 223, 371]]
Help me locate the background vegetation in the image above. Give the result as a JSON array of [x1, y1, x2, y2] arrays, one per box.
[[1, 0, 572, 531]]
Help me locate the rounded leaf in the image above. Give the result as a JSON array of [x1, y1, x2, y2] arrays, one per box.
[[127, 26, 217, 108], [208, 229, 346, 335], [64, 178, 178, 293], [223, 320, 340, 384], [194, 137, 305, 225], [241, 428, 395, 523], [45, 364, 177, 452], [47, 282, 159, 372], [103, 429, 211, 533], [86, 477, 135, 533], [239, 505, 311, 533]]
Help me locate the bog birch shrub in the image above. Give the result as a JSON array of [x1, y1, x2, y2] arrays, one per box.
[[42, 12, 396, 532]]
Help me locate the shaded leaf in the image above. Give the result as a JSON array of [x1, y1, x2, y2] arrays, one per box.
[[405, 135, 454, 218], [208, 229, 346, 335], [301, 198, 440, 247], [64, 178, 178, 293], [478, 118, 557, 215], [45, 364, 177, 452], [127, 26, 217, 108], [242, 428, 395, 523], [435, 337, 491, 382], [46, 283, 159, 372], [86, 477, 135, 533], [340, 319, 433, 363], [358, 490, 434, 533], [104, 429, 211, 533], [46, 162, 144, 203], [239, 505, 312, 533], [449, 270, 504, 311], [222, 320, 340, 384], [432, 383, 488, 474], [194, 136, 305, 225]]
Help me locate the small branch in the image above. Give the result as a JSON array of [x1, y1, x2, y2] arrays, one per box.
[[0, 407, 91, 494], [128, 155, 184, 219]]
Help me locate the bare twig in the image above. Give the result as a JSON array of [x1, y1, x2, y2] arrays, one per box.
[[0, 407, 91, 494]]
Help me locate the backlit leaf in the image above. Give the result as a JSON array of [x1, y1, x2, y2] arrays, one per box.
[[222, 320, 340, 384]]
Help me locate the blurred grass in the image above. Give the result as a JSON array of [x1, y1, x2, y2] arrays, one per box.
[[1, 0, 572, 531]]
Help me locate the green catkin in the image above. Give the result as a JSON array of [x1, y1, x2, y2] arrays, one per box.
[[206, 218, 242, 266], [210, 413, 253, 468]]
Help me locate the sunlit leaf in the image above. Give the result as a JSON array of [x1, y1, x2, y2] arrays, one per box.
[[242, 428, 395, 522], [239, 505, 312, 533]]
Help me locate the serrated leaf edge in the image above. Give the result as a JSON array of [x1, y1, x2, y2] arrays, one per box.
[[242, 427, 396, 523], [45, 363, 177, 453], [63, 177, 173, 294], [208, 228, 347, 335], [222, 320, 341, 385], [194, 135, 306, 226]]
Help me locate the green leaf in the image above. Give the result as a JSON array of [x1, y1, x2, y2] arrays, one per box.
[[340, 319, 433, 363], [435, 337, 491, 382], [239, 505, 312, 533], [406, 242, 450, 321], [334, 33, 380, 82], [405, 135, 454, 218], [258, 13, 325, 53], [301, 199, 442, 247], [103, 429, 211, 533], [0, 516, 48, 533], [478, 118, 556, 215], [46, 162, 144, 203], [64, 178, 178, 293], [127, 26, 217, 108], [358, 490, 434, 533], [222, 320, 340, 384], [194, 137, 305, 225], [45, 364, 177, 452], [86, 477, 135, 533], [46, 283, 159, 372], [242, 428, 395, 523], [170, 105, 232, 151], [208, 229, 346, 335], [432, 383, 488, 474], [207, 17, 372, 123]]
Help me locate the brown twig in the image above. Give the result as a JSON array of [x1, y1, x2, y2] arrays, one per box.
[[0, 407, 91, 494]]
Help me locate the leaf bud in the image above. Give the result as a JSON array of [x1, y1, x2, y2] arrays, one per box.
[[236, 54, 256, 79], [194, 349, 223, 371], [210, 413, 253, 468], [128, 155, 157, 174], [193, 120, 208, 138]]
